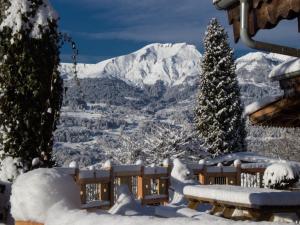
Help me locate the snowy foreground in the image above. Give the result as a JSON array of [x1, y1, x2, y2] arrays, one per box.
[[8, 159, 300, 225]]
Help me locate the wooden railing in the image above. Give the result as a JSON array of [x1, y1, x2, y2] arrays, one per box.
[[54, 162, 267, 210]]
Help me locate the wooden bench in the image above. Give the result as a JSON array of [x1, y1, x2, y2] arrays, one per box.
[[184, 185, 300, 221]]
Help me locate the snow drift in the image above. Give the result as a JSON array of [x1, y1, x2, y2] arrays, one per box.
[[11, 168, 81, 223], [169, 159, 196, 205]]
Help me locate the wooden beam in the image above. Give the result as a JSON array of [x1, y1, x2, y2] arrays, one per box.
[[15, 222, 44, 225]]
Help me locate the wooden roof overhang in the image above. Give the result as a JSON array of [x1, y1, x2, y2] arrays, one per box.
[[249, 70, 300, 127], [226, 0, 300, 42], [214, 0, 300, 127], [249, 96, 300, 127]]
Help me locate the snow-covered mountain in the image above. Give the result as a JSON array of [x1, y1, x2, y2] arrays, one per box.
[[236, 52, 292, 84], [60, 43, 292, 89], [54, 43, 299, 167], [60, 43, 202, 86]]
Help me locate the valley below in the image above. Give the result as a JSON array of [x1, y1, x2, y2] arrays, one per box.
[[53, 43, 300, 167]]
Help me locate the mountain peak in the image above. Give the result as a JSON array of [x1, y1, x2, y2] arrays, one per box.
[[60, 43, 202, 87]]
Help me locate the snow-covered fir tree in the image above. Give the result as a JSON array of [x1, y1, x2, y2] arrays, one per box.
[[195, 18, 246, 157], [0, 0, 63, 169]]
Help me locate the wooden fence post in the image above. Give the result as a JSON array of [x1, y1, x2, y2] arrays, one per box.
[[157, 161, 171, 204], [137, 165, 144, 203], [100, 182, 110, 202], [109, 166, 114, 206], [259, 173, 264, 188], [80, 183, 87, 204], [199, 164, 207, 185]]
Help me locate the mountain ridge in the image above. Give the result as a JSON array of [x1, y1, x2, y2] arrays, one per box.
[[60, 43, 202, 87], [60, 43, 292, 90]]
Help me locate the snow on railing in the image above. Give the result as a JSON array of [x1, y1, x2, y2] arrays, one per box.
[[55, 161, 267, 210]]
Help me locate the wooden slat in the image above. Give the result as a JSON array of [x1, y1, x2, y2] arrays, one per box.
[[15, 221, 44, 225], [185, 195, 300, 212], [241, 168, 266, 174], [78, 177, 110, 184], [100, 183, 110, 201], [113, 171, 141, 177]]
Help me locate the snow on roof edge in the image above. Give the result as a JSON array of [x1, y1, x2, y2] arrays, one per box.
[[244, 95, 283, 116], [269, 58, 300, 81]]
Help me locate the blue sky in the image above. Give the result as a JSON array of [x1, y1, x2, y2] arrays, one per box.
[[51, 0, 300, 64]]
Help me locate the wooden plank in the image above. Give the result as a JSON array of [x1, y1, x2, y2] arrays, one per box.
[[222, 207, 235, 218], [205, 172, 237, 177], [158, 178, 168, 195], [241, 168, 266, 174], [15, 221, 44, 225], [187, 200, 200, 210], [246, 209, 272, 221], [109, 168, 114, 206], [249, 97, 300, 127], [137, 176, 144, 200], [143, 177, 152, 196], [143, 174, 169, 179], [78, 178, 110, 184], [199, 165, 207, 185], [185, 195, 300, 213], [113, 171, 141, 177], [210, 205, 225, 215], [80, 184, 86, 204], [100, 183, 110, 201]]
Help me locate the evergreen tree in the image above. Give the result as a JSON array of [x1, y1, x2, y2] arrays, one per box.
[[0, 0, 63, 169], [195, 18, 246, 157]]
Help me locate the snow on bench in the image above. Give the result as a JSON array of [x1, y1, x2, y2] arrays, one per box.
[[184, 185, 300, 221], [183, 185, 300, 207]]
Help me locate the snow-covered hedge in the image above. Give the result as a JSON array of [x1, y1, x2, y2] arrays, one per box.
[[0, 0, 63, 169]]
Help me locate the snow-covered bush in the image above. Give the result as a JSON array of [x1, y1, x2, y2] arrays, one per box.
[[0, 0, 63, 169], [115, 123, 205, 165], [109, 185, 139, 216], [264, 163, 299, 190], [11, 168, 81, 223], [170, 159, 195, 205]]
